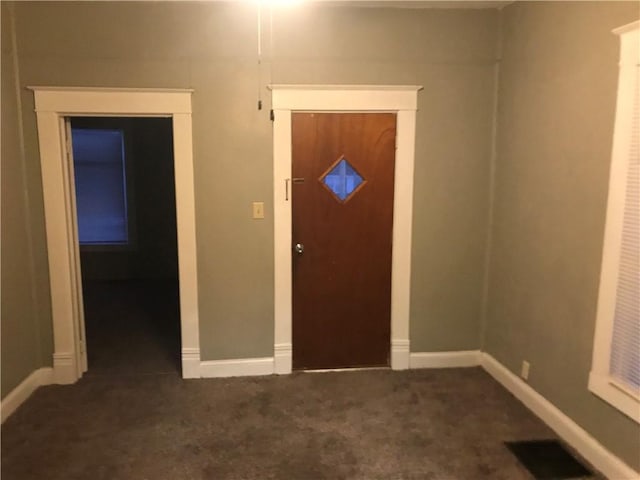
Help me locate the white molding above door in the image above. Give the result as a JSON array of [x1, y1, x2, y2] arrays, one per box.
[[30, 87, 201, 382], [269, 84, 422, 373]]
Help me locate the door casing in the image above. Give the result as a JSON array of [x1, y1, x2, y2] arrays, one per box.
[[31, 87, 201, 383], [270, 85, 422, 374]]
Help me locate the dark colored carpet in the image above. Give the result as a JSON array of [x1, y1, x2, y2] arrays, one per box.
[[506, 439, 593, 480], [1, 281, 601, 479], [1, 368, 602, 480]]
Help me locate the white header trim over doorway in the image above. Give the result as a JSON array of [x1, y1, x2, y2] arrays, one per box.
[[269, 84, 421, 373], [29, 87, 200, 382]]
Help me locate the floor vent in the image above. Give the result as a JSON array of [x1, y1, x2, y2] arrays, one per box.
[[505, 439, 594, 479]]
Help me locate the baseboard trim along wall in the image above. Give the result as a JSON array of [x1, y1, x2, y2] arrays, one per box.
[[274, 343, 292, 375], [52, 352, 77, 385], [1, 367, 53, 423], [391, 339, 411, 370], [480, 353, 639, 480], [181, 347, 201, 379], [198, 349, 483, 378], [409, 350, 481, 369], [199, 357, 275, 378]]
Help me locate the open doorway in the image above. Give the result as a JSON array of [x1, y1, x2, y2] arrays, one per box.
[[31, 87, 200, 383], [69, 117, 180, 375]]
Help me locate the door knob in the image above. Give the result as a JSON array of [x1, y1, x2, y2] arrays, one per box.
[[294, 243, 304, 255]]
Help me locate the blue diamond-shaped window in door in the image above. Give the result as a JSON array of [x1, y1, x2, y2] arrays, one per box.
[[320, 156, 366, 202]]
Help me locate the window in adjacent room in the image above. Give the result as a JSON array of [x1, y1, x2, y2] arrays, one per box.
[[71, 127, 131, 246], [589, 20, 639, 423]]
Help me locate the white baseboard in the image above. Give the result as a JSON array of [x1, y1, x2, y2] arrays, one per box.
[[274, 343, 292, 374], [480, 353, 639, 480], [181, 347, 201, 379], [1, 367, 53, 423], [199, 357, 274, 378], [410, 350, 481, 369], [391, 339, 410, 370], [53, 352, 78, 384]]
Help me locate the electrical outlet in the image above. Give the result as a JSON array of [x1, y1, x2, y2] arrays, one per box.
[[252, 202, 264, 219], [521, 360, 530, 381]]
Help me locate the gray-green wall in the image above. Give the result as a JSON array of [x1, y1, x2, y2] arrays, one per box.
[[484, 1, 640, 471], [1, 3, 53, 398], [3, 1, 497, 368]]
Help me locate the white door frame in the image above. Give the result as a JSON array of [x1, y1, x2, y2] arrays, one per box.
[[30, 87, 201, 383], [270, 85, 421, 373]]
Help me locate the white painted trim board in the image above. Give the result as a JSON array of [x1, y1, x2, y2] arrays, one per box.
[[199, 358, 275, 378], [409, 350, 481, 368], [270, 84, 421, 373], [1, 368, 53, 423], [30, 87, 201, 382], [588, 21, 640, 424]]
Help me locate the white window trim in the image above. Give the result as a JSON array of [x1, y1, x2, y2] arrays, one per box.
[[589, 21, 640, 423], [269, 84, 421, 374], [30, 87, 201, 382]]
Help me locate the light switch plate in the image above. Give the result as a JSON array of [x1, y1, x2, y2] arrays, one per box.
[[252, 202, 264, 219]]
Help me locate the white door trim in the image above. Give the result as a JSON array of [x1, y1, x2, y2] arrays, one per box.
[[29, 87, 201, 382], [269, 84, 421, 374]]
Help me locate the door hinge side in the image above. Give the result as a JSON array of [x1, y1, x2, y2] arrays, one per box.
[[270, 109, 275, 121]]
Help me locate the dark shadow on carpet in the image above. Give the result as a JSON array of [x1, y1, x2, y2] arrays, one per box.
[[82, 279, 181, 376]]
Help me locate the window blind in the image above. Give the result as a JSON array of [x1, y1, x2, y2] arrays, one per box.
[[609, 66, 640, 392], [72, 129, 129, 245]]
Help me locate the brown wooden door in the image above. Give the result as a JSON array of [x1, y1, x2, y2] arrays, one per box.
[[292, 112, 396, 370]]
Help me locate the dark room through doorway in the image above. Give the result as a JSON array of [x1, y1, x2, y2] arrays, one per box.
[[70, 116, 181, 376]]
